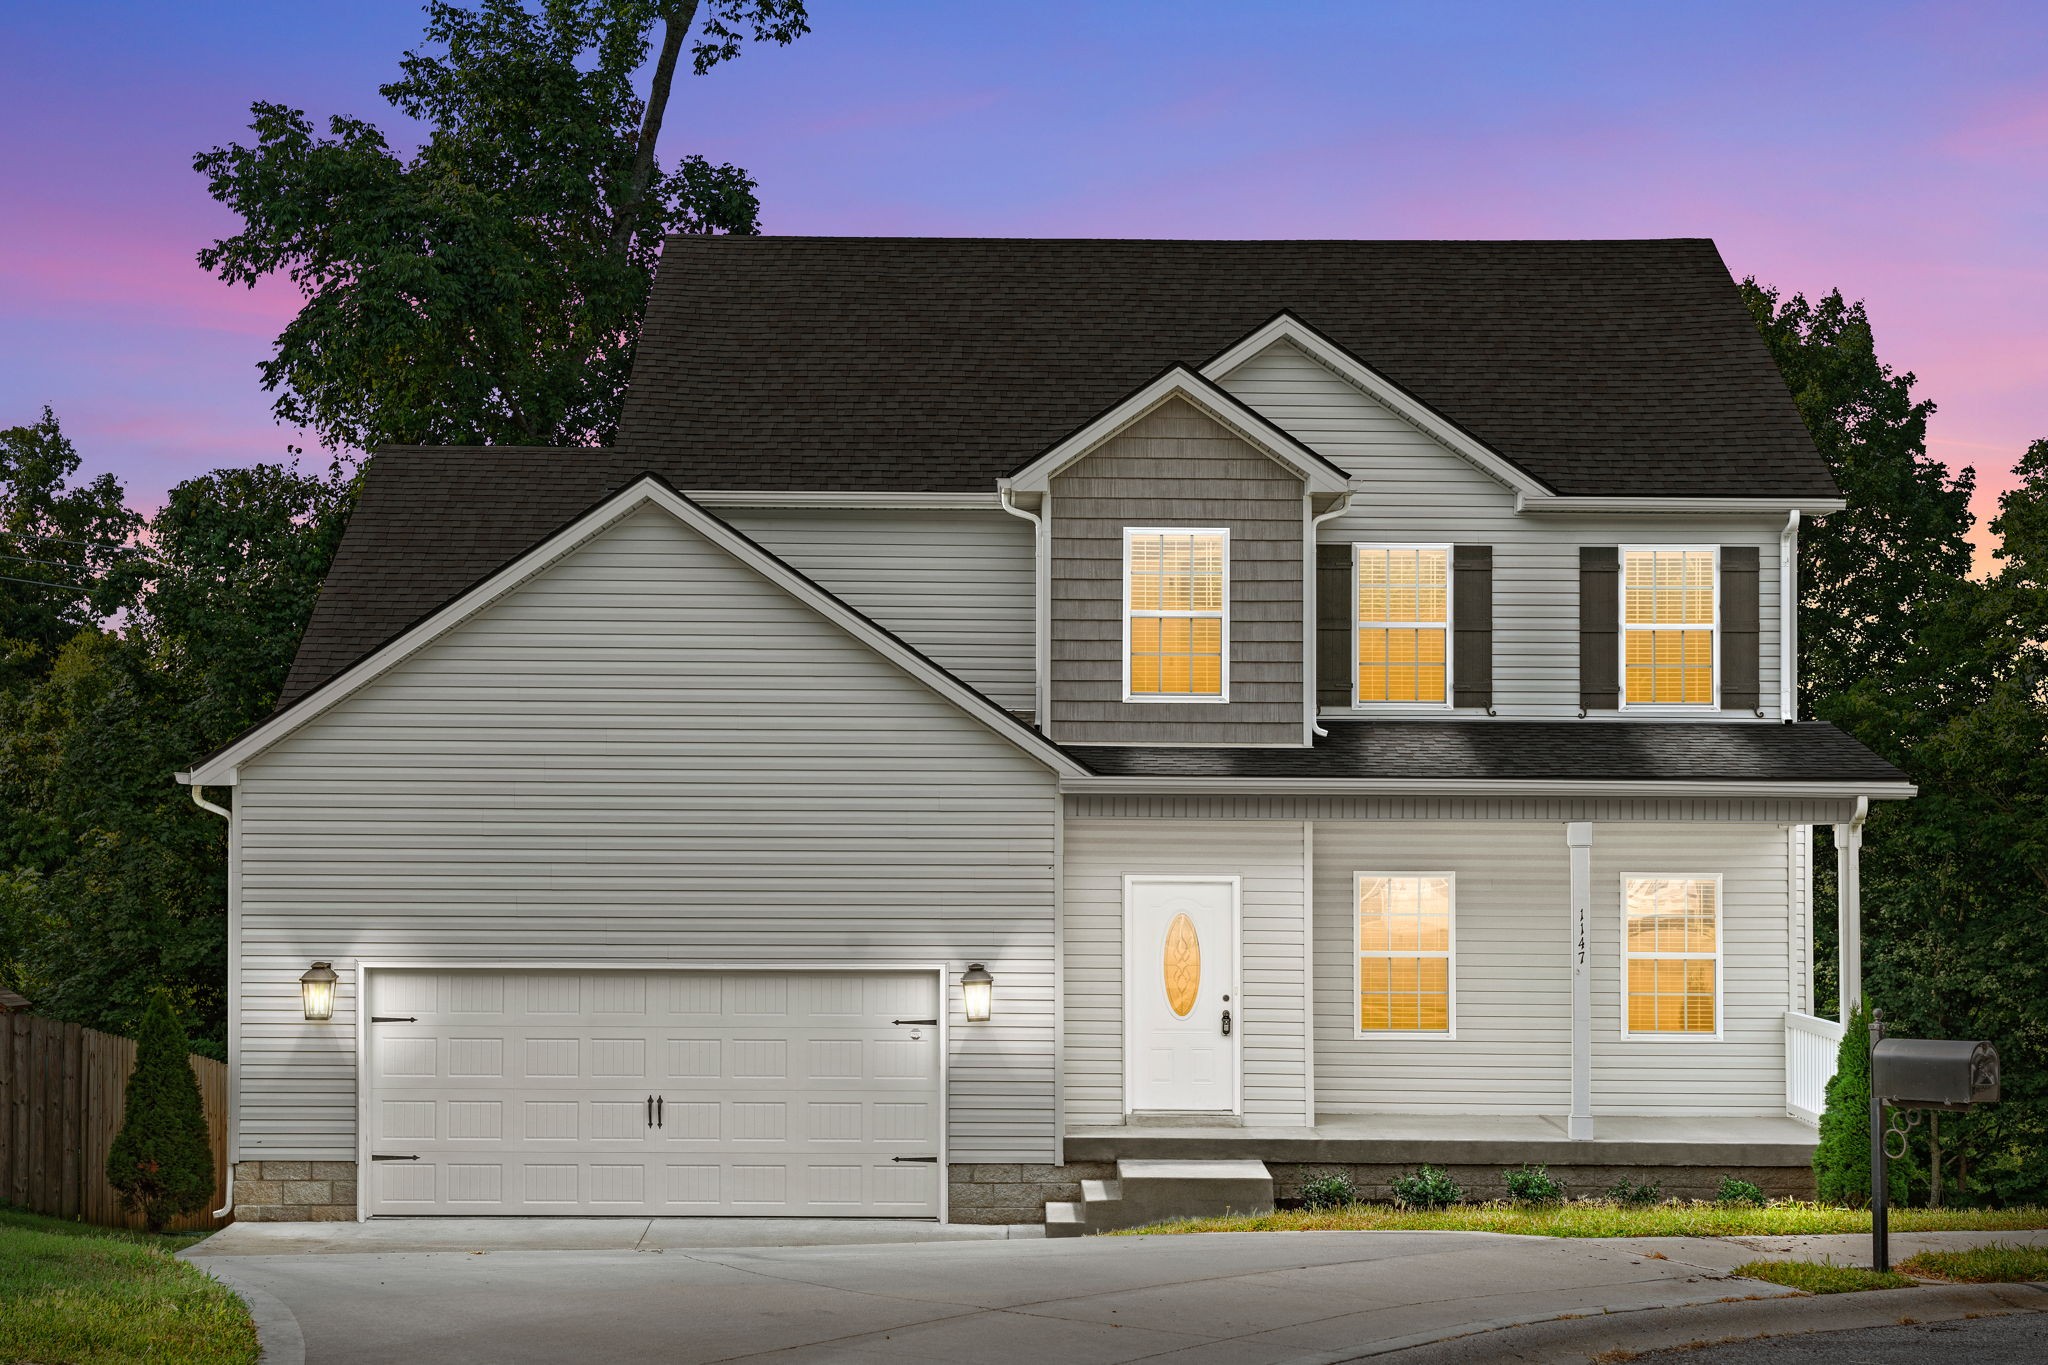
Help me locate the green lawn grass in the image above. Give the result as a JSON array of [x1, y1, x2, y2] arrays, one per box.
[[1730, 1259, 1917, 1293], [0, 1205, 257, 1365], [1112, 1200, 2048, 1239], [1897, 1243, 2048, 1283]]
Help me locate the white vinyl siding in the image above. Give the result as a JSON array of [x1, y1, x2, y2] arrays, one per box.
[[1314, 820, 1793, 1116], [1062, 821, 1310, 1125], [1217, 339, 1786, 719], [1315, 823, 1568, 1114], [232, 504, 1058, 1163], [719, 506, 1035, 712], [1592, 826, 1791, 1115]]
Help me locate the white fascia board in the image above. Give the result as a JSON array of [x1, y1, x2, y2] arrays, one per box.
[[685, 490, 1003, 510], [179, 476, 1086, 785], [1199, 313, 1552, 500], [1058, 776, 1917, 801], [1517, 495, 1848, 516], [1000, 366, 1349, 495]]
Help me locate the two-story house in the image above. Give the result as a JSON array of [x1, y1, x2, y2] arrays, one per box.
[[180, 238, 1909, 1228]]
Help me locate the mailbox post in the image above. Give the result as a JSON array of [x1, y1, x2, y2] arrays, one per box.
[[1865, 1008, 2001, 1271]]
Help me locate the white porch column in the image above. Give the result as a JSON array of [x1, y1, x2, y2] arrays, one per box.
[[1566, 821, 1594, 1140], [1834, 798, 1867, 1018]]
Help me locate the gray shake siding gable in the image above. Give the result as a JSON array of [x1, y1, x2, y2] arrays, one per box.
[[1048, 397, 1307, 745]]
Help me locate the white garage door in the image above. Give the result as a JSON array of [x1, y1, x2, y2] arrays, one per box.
[[362, 969, 942, 1216]]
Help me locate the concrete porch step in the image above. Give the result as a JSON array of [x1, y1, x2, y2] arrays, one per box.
[[1045, 1158, 1273, 1237]]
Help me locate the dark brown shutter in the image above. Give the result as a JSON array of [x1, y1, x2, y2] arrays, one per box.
[[1720, 546, 1761, 712], [1317, 544, 1352, 710], [1579, 547, 1619, 711], [1451, 545, 1492, 710]]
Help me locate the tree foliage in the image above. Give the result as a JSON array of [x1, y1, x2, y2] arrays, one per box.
[[0, 416, 351, 1050], [194, 1, 807, 451], [1748, 282, 2048, 1206], [105, 994, 215, 1231]]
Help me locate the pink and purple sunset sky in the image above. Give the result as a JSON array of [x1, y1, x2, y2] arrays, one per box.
[[4, 1, 2043, 556]]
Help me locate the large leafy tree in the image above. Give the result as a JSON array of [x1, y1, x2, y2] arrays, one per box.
[[0, 410, 143, 686], [194, 0, 809, 450], [0, 438, 351, 1050], [1750, 281, 2048, 1204]]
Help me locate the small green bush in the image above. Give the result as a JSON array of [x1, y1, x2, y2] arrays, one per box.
[[1298, 1174, 1355, 1210], [1390, 1165, 1463, 1208], [1813, 1003, 1910, 1207], [105, 995, 214, 1232], [1607, 1178, 1662, 1206], [1503, 1164, 1565, 1203], [1717, 1177, 1767, 1206]]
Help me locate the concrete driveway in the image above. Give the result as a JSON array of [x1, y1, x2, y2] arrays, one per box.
[[185, 1224, 2048, 1364]]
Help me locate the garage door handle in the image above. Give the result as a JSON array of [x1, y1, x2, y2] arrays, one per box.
[[893, 1018, 937, 1026], [891, 1156, 937, 1163], [370, 1154, 419, 1162]]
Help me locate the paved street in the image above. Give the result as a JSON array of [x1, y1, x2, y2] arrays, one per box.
[[186, 1225, 2048, 1364]]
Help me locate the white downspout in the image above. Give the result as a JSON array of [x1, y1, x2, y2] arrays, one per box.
[[1780, 510, 1799, 722], [1307, 493, 1356, 738], [186, 782, 236, 1218], [998, 485, 1048, 729]]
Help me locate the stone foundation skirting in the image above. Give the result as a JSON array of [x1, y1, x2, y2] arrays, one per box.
[[948, 1162, 1116, 1225], [1268, 1160, 1816, 1205], [231, 1160, 358, 1222]]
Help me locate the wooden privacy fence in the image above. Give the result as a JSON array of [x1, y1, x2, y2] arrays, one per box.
[[0, 1011, 230, 1231]]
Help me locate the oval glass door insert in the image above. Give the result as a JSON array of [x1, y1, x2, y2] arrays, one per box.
[[1163, 912, 1201, 1018]]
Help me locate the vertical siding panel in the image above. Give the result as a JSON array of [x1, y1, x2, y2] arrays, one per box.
[[234, 505, 1059, 1164]]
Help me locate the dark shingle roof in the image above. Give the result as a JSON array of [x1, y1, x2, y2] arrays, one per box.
[[618, 236, 1834, 498], [278, 447, 628, 705], [1067, 722, 1906, 785]]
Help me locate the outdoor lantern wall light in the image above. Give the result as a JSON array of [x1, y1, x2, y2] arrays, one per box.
[[962, 963, 993, 1022], [299, 961, 337, 1022]]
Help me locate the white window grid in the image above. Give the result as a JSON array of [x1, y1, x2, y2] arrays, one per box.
[[1351, 544, 1453, 710], [1618, 545, 1719, 710], [1352, 871, 1457, 1039], [1619, 873, 1725, 1041], [1121, 526, 1230, 704]]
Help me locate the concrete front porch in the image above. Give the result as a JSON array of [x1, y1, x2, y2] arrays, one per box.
[[1066, 1113, 1821, 1202]]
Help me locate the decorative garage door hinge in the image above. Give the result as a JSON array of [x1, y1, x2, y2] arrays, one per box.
[[370, 1154, 420, 1161], [370, 1016, 417, 1023], [890, 1155, 938, 1163]]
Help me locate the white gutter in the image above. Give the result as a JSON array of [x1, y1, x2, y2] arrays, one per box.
[[684, 490, 1002, 510], [1517, 496, 1847, 517], [1780, 510, 1800, 721], [1306, 493, 1356, 738], [997, 485, 1049, 727], [187, 784, 235, 1219], [1059, 776, 1916, 801]]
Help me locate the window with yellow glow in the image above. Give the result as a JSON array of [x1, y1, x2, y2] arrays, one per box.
[[1355, 547, 1449, 705], [1125, 529, 1227, 700], [1356, 874, 1453, 1035], [1622, 549, 1716, 705], [1624, 876, 1720, 1035]]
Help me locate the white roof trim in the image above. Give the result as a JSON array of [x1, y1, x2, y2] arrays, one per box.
[[1059, 776, 1916, 800], [180, 477, 1085, 785], [687, 490, 1003, 510], [1201, 314, 1552, 498], [1515, 495, 1848, 516], [1000, 366, 1350, 495]]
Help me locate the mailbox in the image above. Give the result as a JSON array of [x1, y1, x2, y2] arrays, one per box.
[[1872, 1038, 1999, 1110]]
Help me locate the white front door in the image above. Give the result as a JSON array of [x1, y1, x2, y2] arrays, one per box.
[[1125, 877, 1239, 1115], [363, 969, 943, 1216]]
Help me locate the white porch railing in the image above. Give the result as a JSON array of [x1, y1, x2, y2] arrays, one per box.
[[1786, 1010, 1845, 1125]]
